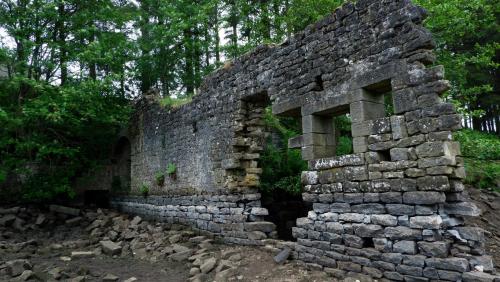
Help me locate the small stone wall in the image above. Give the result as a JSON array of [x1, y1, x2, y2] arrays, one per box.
[[108, 0, 500, 280], [111, 193, 276, 245]]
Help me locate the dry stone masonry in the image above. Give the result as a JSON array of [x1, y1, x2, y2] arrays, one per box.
[[109, 0, 500, 280]]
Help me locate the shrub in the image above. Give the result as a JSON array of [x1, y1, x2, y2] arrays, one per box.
[[166, 163, 177, 175], [463, 159, 500, 190], [454, 129, 500, 191], [140, 183, 149, 197], [155, 171, 165, 186], [454, 129, 500, 160], [260, 108, 307, 196]]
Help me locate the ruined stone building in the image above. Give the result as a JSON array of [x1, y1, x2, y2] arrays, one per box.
[[88, 0, 500, 280]]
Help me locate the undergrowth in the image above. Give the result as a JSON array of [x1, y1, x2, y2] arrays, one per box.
[[455, 129, 500, 191]]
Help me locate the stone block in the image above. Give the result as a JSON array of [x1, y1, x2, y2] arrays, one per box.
[[353, 224, 383, 237], [390, 148, 409, 161], [351, 121, 373, 137], [391, 115, 408, 140], [302, 115, 333, 134], [353, 137, 368, 153], [454, 227, 485, 242], [443, 202, 481, 216], [393, 88, 417, 114], [393, 240, 417, 254], [403, 191, 446, 205], [380, 192, 403, 203], [309, 153, 365, 170], [344, 193, 364, 204], [350, 100, 385, 123], [351, 203, 386, 214], [301, 171, 318, 185], [381, 253, 403, 265], [416, 141, 458, 158], [100, 240, 122, 256], [326, 222, 344, 234], [384, 226, 422, 240], [386, 204, 415, 216], [343, 234, 364, 248], [363, 193, 380, 203], [339, 213, 365, 223], [371, 214, 398, 226], [244, 222, 275, 233], [425, 257, 469, 272], [396, 264, 422, 276], [417, 241, 449, 258], [462, 272, 497, 282], [409, 215, 442, 229], [403, 255, 426, 267]]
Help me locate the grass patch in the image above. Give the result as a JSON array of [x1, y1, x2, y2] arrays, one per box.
[[159, 96, 192, 109]]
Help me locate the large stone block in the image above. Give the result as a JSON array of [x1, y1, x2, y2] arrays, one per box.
[[403, 191, 445, 205]]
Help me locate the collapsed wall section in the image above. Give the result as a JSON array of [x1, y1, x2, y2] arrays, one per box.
[[109, 0, 499, 280]]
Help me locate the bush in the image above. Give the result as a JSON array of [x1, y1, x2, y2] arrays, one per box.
[[166, 163, 177, 175], [140, 183, 149, 197], [463, 159, 500, 190], [454, 129, 500, 160], [155, 172, 165, 186], [0, 76, 131, 201], [260, 108, 307, 196], [454, 129, 500, 190]]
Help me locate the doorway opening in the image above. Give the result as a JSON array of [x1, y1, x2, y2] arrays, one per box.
[[110, 137, 131, 194], [257, 104, 310, 241]]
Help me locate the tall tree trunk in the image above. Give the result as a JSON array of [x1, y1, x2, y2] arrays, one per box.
[[57, 2, 67, 85], [214, 3, 220, 64], [184, 29, 194, 95]]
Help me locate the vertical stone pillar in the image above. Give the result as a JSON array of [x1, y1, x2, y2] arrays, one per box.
[[301, 115, 336, 160]]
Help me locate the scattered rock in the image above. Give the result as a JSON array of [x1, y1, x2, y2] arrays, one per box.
[[102, 274, 120, 281], [0, 214, 17, 226], [200, 257, 217, 274], [18, 270, 33, 281], [273, 248, 291, 264], [189, 268, 200, 276], [71, 251, 95, 258], [49, 205, 80, 216], [35, 214, 46, 225], [130, 216, 142, 226], [48, 267, 63, 280], [6, 259, 32, 277], [100, 240, 122, 256]]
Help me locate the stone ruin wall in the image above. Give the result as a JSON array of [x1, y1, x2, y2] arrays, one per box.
[[110, 0, 499, 280]]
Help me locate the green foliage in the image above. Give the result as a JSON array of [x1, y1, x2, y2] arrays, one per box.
[[166, 163, 177, 175], [414, 0, 499, 120], [260, 107, 307, 196], [454, 129, 500, 160], [0, 76, 131, 200], [155, 171, 165, 186], [463, 159, 500, 190], [333, 115, 353, 156], [454, 129, 500, 190], [260, 144, 307, 196], [140, 183, 150, 197]]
